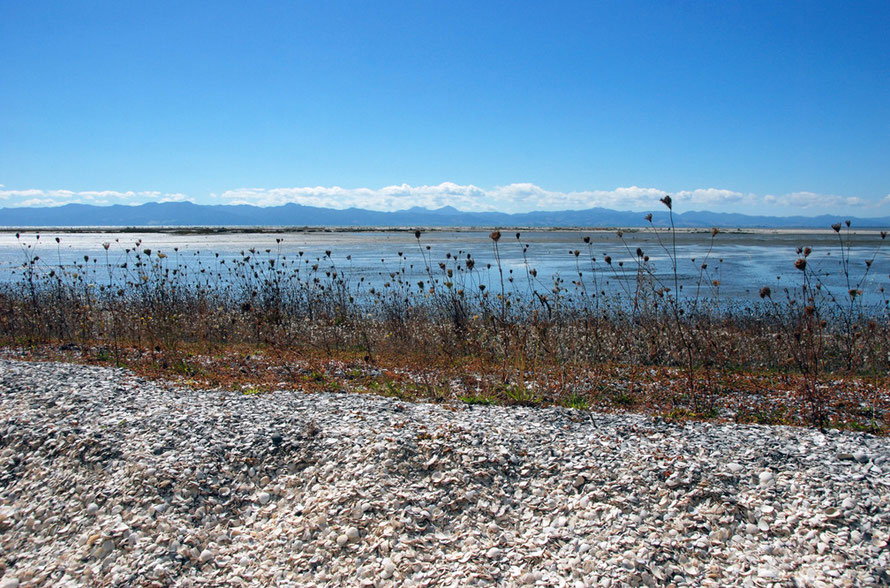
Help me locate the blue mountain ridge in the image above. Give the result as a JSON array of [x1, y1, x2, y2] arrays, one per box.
[[1, 201, 888, 229]]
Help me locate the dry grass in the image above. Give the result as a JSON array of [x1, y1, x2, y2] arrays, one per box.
[[1, 217, 887, 432]]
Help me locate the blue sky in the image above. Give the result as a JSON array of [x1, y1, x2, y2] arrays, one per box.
[[1, 1, 888, 215]]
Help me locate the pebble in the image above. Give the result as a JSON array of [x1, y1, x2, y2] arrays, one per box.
[[0, 359, 887, 586], [380, 557, 396, 579]]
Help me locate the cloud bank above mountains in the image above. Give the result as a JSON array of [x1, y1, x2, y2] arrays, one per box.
[[0, 188, 193, 209], [1, 183, 886, 216]]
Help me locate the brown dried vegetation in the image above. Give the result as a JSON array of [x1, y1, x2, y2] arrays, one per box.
[[1, 214, 888, 433]]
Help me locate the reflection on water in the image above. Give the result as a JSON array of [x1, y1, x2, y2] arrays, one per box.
[[1, 229, 887, 306]]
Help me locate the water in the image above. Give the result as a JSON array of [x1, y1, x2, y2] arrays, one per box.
[[1, 228, 888, 307]]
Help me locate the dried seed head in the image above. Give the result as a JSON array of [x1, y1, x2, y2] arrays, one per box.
[[804, 247, 812, 257], [102, 242, 110, 250], [490, 230, 501, 242], [660, 195, 672, 210], [414, 230, 421, 239], [794, 258, 807, 271], [831, 222, 842, 233], [616, 230, 623, 238], [636, 248, 643, 257], [845, 220, 851, 227], [759, 286, 771, 298], [645, 213, 653, 223], [583, 236, 590, 244], [604, 256, 612, 265], [711, 227, 718, 237]]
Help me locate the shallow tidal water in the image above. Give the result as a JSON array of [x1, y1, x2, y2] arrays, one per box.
[[1, 228, 888, 307]]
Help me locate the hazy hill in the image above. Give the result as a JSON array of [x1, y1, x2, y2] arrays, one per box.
[[1, 201, 887, 229]]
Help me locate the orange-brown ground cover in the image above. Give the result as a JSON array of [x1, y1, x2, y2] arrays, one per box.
[[3, 339, 887, 434]]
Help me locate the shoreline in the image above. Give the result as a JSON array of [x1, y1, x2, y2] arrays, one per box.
[[1, 225, 883, 235]]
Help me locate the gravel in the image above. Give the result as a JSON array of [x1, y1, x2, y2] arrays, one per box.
[[1, 359, 889, 586]]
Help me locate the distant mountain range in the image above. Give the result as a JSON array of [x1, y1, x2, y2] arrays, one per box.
[[1, 201, 887, 229]]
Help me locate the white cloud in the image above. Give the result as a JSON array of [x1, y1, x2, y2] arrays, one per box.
[[214, 183, 764, 213], [0, 189, 188, 208], [158, 193, 194, 203], [762, 191, 871, 211], [2, 183, 888, 216], [227, 183, 890, 215], [17, 198, 66, 207], [215, 183, 495, 211]]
